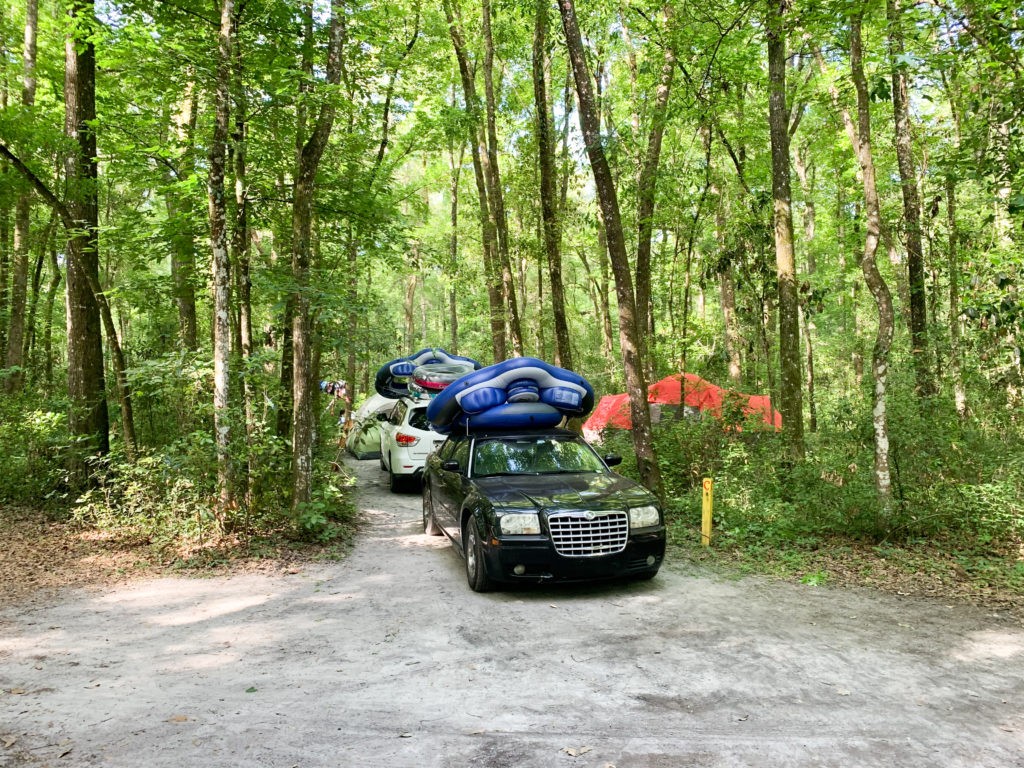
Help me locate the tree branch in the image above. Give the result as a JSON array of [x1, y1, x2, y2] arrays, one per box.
[[0, 143, 73, 229]]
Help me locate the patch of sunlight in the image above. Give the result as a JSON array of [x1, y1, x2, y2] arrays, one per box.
[[146, 594, 272, 627], [952, 630, 1024, 662]]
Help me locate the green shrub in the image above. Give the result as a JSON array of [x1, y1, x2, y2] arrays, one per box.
[[0, 393, 72, 504], [612, 382, 1024, 552]]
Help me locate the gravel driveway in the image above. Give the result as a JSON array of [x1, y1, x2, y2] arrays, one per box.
[[2, 457, 1022, 767]]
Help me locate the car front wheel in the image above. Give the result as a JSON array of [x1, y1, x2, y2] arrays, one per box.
[[464, 518, 493, 593], [422, 483, 441, 536]]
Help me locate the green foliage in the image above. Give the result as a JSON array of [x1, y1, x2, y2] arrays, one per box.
[[604, 384, 1022, 575], [0, 392, 72, 504], [71, 424, 356, 550]]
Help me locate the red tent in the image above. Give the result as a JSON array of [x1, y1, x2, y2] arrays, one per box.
[[647, 373, 724, 410], [583, 393, 631, 441], [743, 394, 783, 430], [582, 373, 781, 441]]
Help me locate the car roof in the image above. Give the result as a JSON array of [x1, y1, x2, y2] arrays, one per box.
[[450, 427, 584, 441]]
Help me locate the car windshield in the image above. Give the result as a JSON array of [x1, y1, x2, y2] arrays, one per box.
[[472, 436, 607, 477]]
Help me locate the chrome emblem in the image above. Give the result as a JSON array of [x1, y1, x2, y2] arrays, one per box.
[[584, 510, 596, 520]]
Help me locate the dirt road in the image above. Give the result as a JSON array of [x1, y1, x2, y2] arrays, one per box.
[[2, 457, 1023, 767]]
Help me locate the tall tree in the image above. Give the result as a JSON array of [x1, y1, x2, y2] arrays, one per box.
[[291, 0, 344, 512], [231, 5, 254, 507], [635, 5, 675, 349], [532, 0, 571, 369], [558, 0, 662, 498], [481, 0, 522, 356], [886, 0, 931, 396], [443, 0, 506, 361], [209, 0, 235, 514], [945, 173, 967, 419], [63, 0, 109, 470], [766, 0, 804, 459], [166, 79, 199, 351], [842, 15, 896, 504], [4, 0, 37, 393]]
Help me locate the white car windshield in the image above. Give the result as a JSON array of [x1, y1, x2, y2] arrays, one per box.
[[472, 436, 606, 477]]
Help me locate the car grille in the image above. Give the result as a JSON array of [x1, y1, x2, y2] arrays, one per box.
[[547, 511, 628, 557]]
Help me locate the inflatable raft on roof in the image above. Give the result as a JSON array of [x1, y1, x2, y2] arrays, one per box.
[[374, 347, 481, 400], [426, 357, 595, 434]]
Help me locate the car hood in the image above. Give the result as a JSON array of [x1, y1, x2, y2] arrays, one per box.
[[474, 472, 656, 512]]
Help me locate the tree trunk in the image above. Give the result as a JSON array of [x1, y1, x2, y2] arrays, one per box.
[[443, 0, 505, 361], [24, 215, 56, 376], [481, 0, 522, 356], [85, 270, 136, 457], [847, 16, 896, 506], [946, 175, 967, 418], [5, 188, 30, 392], [4, 0, 38, 393], [448, 139, 463, 354], [344, 230, 358, 395], [404, 262, 418, 349], [558, 0, 662, 498], [230, 6, 253, 510], [793, 144, 816, 271], [635, 5, 675, 354], [767, 0, 804, 459], [532, 0, 571, 369], [276, 292, 294, 438], [578, 234, 615, 370], [43, 240, 60, 390], [291, 0, 343, 512], [0, 202, 8, 364], [802, 300, 818, 432], [887, 0, 932, 396], [167, 80, 199, 350], [64, 0, 109, 473], [716, 190, 743, 387], [209, 0, 235, 516]]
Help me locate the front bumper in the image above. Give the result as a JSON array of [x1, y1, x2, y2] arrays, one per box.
[[481, 529, 666, 583]]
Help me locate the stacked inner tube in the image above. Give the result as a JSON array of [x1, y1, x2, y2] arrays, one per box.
[[426, 357, 595, 434], [409, 363, 474, 396], [374, 348, 481, 400], [319, 380, 348, 398]]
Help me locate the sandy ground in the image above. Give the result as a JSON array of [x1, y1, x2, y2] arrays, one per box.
[[2, 457, 1023, 768]]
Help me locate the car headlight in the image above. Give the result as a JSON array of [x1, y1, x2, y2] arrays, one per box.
[[499, 513, 541, 535], [629, 505, 661, 529]]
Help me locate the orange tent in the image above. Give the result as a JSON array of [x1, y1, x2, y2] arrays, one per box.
[[647, 373, 724, 410], [582, 373, 781, 441]]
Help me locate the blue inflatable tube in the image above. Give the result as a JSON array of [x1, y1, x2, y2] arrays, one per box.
[[426, 357, 595, 433], [375, 348, 481, 399]]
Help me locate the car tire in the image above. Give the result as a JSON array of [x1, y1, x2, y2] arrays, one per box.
[[388, 463, 402, 493], [422, 484, 442, 536], [464, 517, 493, 593]]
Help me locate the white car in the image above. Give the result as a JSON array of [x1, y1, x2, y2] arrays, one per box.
[[379, 397, 446, 492]]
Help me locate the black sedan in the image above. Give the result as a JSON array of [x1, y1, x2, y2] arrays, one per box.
[[422, 428, 666, 591]]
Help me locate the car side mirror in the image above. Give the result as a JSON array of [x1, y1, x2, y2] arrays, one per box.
[[376, 412, 390, 422], [441, 460, 461, 473], [603, 454, 622, 467]]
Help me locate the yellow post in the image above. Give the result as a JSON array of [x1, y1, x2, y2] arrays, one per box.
[[701, 478, 713, 547]]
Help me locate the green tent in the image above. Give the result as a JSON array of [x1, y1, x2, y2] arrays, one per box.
[[346, 393, 396, 460]]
